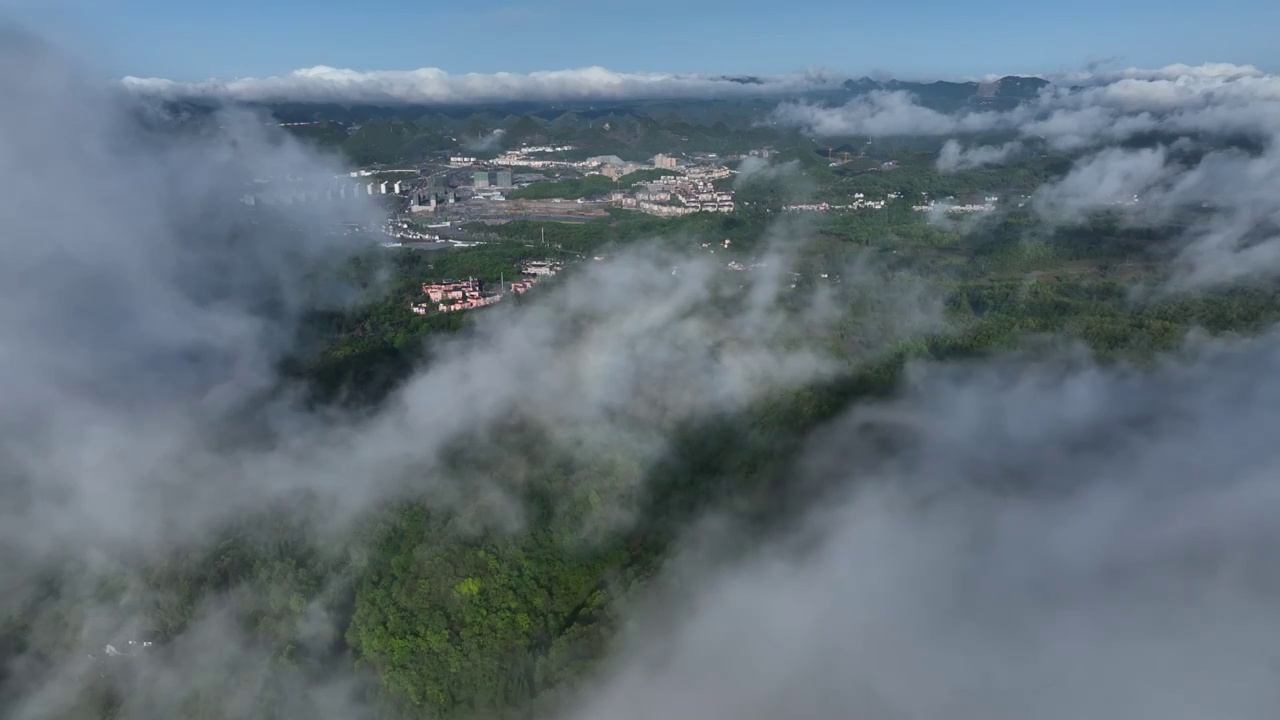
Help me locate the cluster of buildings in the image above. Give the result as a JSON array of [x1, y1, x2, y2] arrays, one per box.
[[781, 191, 1006, 215], [489, 146, 578, 169], [422, 278, 482, 303], [413, 278, 500, 314], [436, 294, 502, 313], [453, 145, 652, 180], [784, 192, 895, 213], [450, 147, 733, 200], [611, 172, 736, 216], [474, 170, 514, 190], [599, 160, 651, 179], [381, 219, 441, 242], [686, 165, 733, 182], [653, 154, 679, 170], [521, 260, 563, 276], [593, 154, 735, 182], [912, 196, 1001, 213], [434, 149, 748, 217], [520, 144, 575, 154], [410, 260, 562, 315], [409, 189, 458, 213]]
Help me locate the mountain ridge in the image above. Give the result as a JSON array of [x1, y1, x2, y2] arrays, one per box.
[[842, 74, 1051, 110]]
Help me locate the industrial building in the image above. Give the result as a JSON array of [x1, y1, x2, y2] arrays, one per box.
[[410, 189, 454, 213], [653, 154, 678, 170]]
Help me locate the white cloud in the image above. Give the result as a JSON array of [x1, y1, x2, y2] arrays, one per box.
[[2, 31, 954, 718], [771, 90, 1014, 137], [1031, 146, 1173, 219], [772, 63, 1280, 152], [122, 65, 834, 105], [936, 140, 1024, 172], [1052, 62, 1268, 86], [19, 24, 1280, 717], [1029, 138, 1280, 290], [563, 329, 1280, 720], [767, 62, 1280, 290]]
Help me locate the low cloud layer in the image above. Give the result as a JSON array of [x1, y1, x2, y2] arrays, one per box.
[[1, 31, 945, 719], [1028, 138, 1280, 289], [462, 127, 506, 152], [936, 139, 1023, 172], [768, 61, 1280, 290], [122, 66, 835, 105], [1030, 146, 1173, 218], [771, 62, 1280, 150], [565, 330, 1280, 720], [771, 89, 1004, 137], [13, 24, 1280, 720], [734, 156, 803, 184]]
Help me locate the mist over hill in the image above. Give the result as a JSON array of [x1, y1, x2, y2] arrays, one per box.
[[140, 70, 1058, 123], [7, 19, 1280, 720]]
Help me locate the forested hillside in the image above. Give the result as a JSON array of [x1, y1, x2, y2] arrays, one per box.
[[10, 33, 1280, 720], [25, 201, 1280, 718]]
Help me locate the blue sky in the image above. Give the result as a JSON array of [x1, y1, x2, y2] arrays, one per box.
[[5, 0, 1278, 81]]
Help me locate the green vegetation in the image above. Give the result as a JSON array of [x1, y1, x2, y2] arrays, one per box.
[[278, 102, 804, 166], [506, 175, 617, 200], [469, 208, 768, 254], [821, 150, 1071, 202], [31, 110, 1280, 719], [38, 206, 1280, 717], [287, 118, 457, 165]]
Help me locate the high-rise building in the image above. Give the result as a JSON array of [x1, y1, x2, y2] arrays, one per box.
[[653, 154, 677, 170], [495, 170, 513, 188], [474, 171, 491, 189]]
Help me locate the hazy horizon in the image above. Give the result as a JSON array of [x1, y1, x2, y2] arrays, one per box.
[[5, 9, 1280, 720], [4, 0, 1278, 83]]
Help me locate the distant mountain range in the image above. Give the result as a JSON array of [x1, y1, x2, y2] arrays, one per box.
[[154, 72, 1057, 120], [147, 73, 1059, 163], [840, 75, 1052, 111], [235, 73, 1054, 128]]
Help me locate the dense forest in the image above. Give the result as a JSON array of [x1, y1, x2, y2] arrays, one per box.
[[20, 188, 1279, 718], [13, 8, 1280, 716], [260, 73, 1055, 167], [11, 73, 1280, 720], [279, 104, 811, 166]]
